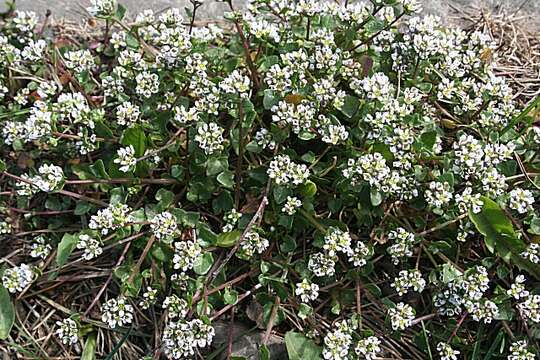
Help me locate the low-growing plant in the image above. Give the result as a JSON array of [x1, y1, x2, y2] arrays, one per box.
[[0, 0, 540, 359]]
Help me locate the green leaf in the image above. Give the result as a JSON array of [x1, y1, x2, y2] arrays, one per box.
[[299, 181, 317, 198], [216, 231, 241, 248], [193, 253, 214, 275], [81, 333, 97, 360], [155, 189, 175, 211], [56, 233, 79, 266], [121, 126, 146, 157], [259, 345, 270, 360], [0, 159, 6, 172], [340, 95, 360, 118], [74, 201, 92, 215], [263, 89, 279, 110], [284, 332, 323, 360], [370, 188, 383, 206], [89, 159, 110, 180], [115, 3, 127, 20], [0, 285, 15, 340], [469, 196, 540, 279], [217, 170, 235, 189]]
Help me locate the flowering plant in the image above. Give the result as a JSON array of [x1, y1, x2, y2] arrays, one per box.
[[1, 0, 539, 359]]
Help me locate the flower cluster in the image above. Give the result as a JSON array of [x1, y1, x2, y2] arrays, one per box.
[[267, 154, 310, 186], [162, 319, 215, 359], [2, 263, 35, 293], [55, 318, 79, 345], [101, 297, 134, 329], [150, 211, 179, 242], [89, 203, 132, 235]]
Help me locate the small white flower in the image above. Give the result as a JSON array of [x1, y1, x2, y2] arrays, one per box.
[[295, 279, 319, 303], [76, 234, 103, 260], [437, 342, 460, 360], [87, 0, 116, 17], [114, 145, 137, 172], [355, 336, 382, 360], [150, 211, 179, 242], [55, 318, 79, 345], [508, 340, 535, 360], [101, 297, 134, 329], [507, 275, 529, 300], [64, 49, 95, 73], [139, 287, 158, 310], [282, 196, 302, 215], [2, 263, 35, 293], [30, 235, 52, 259], [508, 188, 535, 214], [163, 294, 189, 318], [194, 122, 224, 155], [391, 269, 426, 296], [308, 252, 336, 277], [173, 240, 202, 273], [89, 203, 132, 235], [521, 243, 539, 264], [388, 302, 415, 330]]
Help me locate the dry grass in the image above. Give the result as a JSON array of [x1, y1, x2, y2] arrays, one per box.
[[450, 2, 540, 102]]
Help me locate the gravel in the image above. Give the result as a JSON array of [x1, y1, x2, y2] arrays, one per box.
[[1, 0, 539, 22]]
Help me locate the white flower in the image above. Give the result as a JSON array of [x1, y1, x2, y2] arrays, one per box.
[[135, 71, 160, 98], [55, 318, 79, 345], [517, 294, 540, 323], [139, 287, 158, 310], [194, 122, 224, 155], [173, 240, 202, 273], [222, 209, 242, 232], [150, 211, 179, 242], [507, 275, 529, 300], [101, 297, 134, 328], [391, 269, 426, 296], [219, 69, 250, 98], [173, 105, 199, 125], [308, 252, 336, 277], [30, 235, 52, 259], [76, 234, 103, 260], [282, 196, 302, 215], [162, 319, 215, 359], [508, 340, 535, 360], [322, 320, 352, 360], [455, 187, 484, 214], [163, 294, 189, 318], [348, 241, 370, 267], [388, 302, 415, 330], [89, 203, 132, 235], [267, 154, 310, 186], [87, 0, 116, 17], [239, 230, 269, 258], [64, 49, 95, 73], [116, 102, 141, 126], [355, 336, 382, 360], [387, 227, 416, 264], [437, 342, 460, 360], [295, 279, 319, 303], [114, 145, 137, 172], [508, 188, 535, 214], [2, 263, 35, 293], [323, 227, 352, 258], [21, 39, 47, 61], [425, 181, 453, 210], [521, 243, 539, 264]]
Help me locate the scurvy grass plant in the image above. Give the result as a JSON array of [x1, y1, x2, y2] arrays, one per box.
[[0, 0, 539, 358]]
